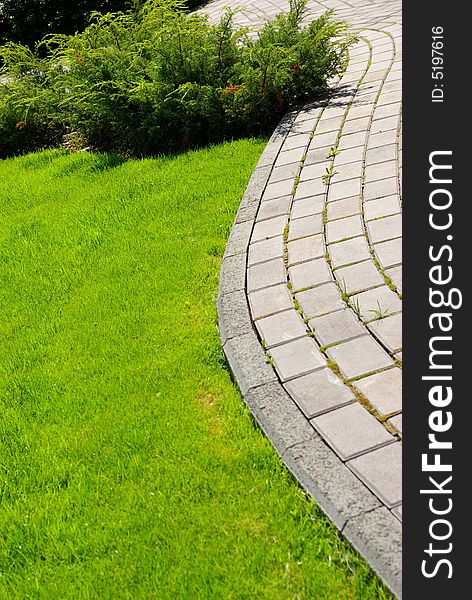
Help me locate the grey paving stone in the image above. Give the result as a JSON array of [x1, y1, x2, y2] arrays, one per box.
[[289, 214, 323, 240], [368, 312, 402, 352], [275, 147, 305, 167], [300, 161, 329, 182], [288, 234, 325, 265], [244, 381, 316, 456], [347, 103, 373, 120], [315, 116, 344, 134], [364, 177, 398, 201], [252, 215, 288, 242], [223, 332, 277, 396], [377, 90, 402, 106], [367, 214, 402, 243], [362, 69, 387, 84], [262, 178, 294, 201], [374, 102, 401, 120], [312, 403, 394, 460], [330, 161, 363, 184], [367, 132, 398, 154], [247, 258, 286, 293], [248, 284, 293, 320], [351, 286, 402, 322], [370, 116, 398, 135], [310, 308, 365, 346], [385, 265, 402, 294], [256, 309, 307, 349], [296, 282, 345, 318], [329, 178, 362, 202], [338, 131, 367, 150], [283, 132, 310, 151], [365, 160, 397, 183], [364, 195, 400, 221], [285, 367, 354, 418], [326, 335, 393, 379], [270, 337, 326, 381], [365, 144, 396, 166], [289, 258, 332, 291], [343, 507, 402, 599], [291, 195, 324, 219], [354, 367, 402, 416], [329, 236, 371, 268], [294, 178, 325, 201], [258, 196, 291, 221], [292, 117, 318, 134], [327, 196, 361, 221], [347, 443, 402, 507], [310, 130, 338, 149], [270, 162, 300, 184], [283, 435, 381, 531], [342, 116, 371, 135], [334, 145, 365, 166], [326, 215, 363, 244], [389, 414, 403, 436], [248, 236, 284, 266], [334, 260, 384, 294], [305, 145, 332, 165]]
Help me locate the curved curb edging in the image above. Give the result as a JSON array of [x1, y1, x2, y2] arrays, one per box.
[[217, 113, 402, 598]]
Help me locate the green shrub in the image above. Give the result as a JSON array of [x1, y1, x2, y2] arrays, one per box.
[[0, 0, 352, 158]]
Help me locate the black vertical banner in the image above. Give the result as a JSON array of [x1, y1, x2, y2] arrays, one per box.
[[404, 2, 468, 598]]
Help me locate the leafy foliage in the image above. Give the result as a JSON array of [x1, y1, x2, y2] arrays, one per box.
[[0, 0, 352, 157]]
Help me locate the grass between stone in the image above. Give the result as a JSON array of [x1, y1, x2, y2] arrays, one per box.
[[0, 144, 391, 599]]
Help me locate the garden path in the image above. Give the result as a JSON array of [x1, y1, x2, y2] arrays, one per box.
[[201, 1, 402, 596]]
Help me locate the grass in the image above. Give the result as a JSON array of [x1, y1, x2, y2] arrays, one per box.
[[0, 144, 391, 599]]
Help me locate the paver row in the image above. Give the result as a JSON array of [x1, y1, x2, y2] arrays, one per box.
[[208, 0, 402, 595]]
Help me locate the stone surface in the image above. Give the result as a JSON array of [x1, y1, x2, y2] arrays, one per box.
[[353, 368, 402, 416], [296, 282, 345, 318], [312, 403, 394, 461], [326, 215, 364, 244], [347, 443, 402, 508], [343, 508, 402, 599], [288, 258, 332, 291], [368, 312, 402, 353], [248, 284, 293, 320], [329, 236, 371, 268], [255, 309, 307, 349], [270, 337, 326, 381], [350, 285, 402, 322], [334, 260, 384, 294], [289, 214, 323, 240], [247, 258, 286, 292], [283, 436, 381, 530], [248, 236, 284, 266], [287, 234, 325, 265], [326, 336, 393, 379], [285, 368, 354, 418], [223, 332, 277, 396], [212, 1, 403, 593], [310, 309, 365, 347]]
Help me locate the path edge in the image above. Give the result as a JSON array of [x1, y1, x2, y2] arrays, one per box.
[[216, 113, 402, 598]]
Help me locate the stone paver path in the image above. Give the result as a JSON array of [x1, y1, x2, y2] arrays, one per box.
[[206, 0, 402, 596]]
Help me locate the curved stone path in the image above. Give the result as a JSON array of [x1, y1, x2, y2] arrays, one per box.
[[203, 0, 402, 596]]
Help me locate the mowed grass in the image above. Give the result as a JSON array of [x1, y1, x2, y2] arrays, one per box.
[[0, 145, 391, 599]]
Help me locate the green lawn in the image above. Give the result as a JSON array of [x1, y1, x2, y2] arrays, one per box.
[[0, 145, 390, 599]]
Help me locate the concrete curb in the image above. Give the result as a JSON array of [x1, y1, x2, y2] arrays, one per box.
[[217, 112, 402, 598]]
